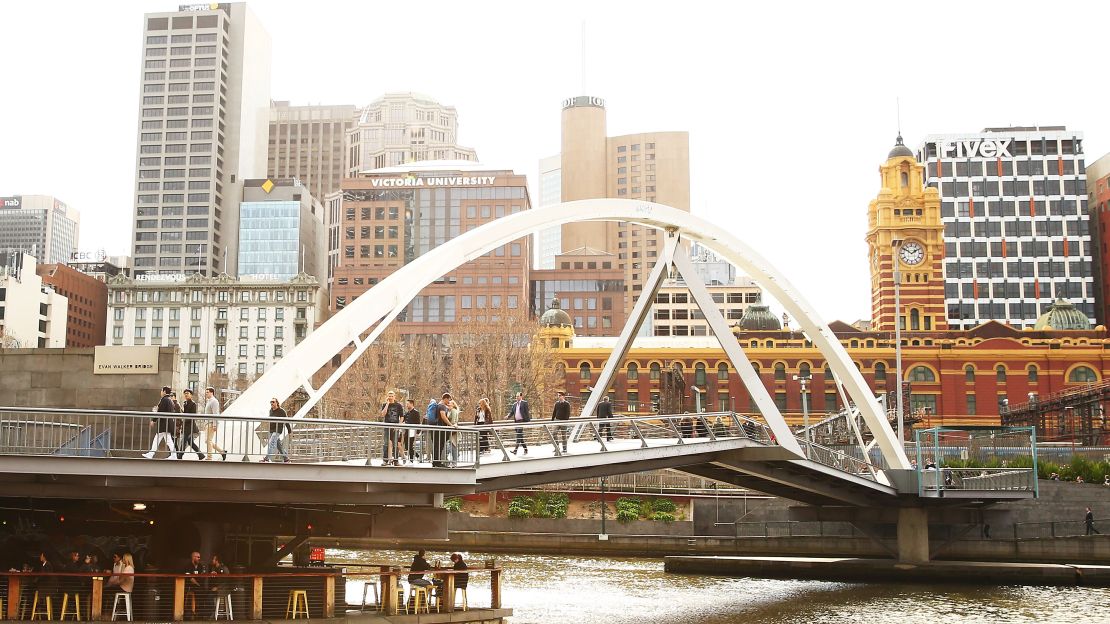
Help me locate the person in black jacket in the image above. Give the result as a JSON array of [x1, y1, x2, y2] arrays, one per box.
[[380, 391, 405, 466], [403, 399, 422, 463], [1087, 507, 1100, 535], [143, 386, 178, 459], [597, 395, 615, 442], [177, 389, 205, 460], [507, 392, 531, 455], [551, 391, 571, 452], [263, 398, 290, 463]]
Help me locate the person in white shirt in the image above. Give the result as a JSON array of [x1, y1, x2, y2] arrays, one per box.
[[203, 387, 228, 461]]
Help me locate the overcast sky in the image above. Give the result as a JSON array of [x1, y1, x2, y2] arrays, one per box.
[[3, 0, 1110, 323]]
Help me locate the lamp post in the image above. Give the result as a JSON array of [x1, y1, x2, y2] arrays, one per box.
[[793, 374, 811, 457], [892, 240, 905, 446]]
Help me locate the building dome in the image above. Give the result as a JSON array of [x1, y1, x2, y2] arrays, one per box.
[[887, 134, 914, 159], [540, 298, 573, 327], [738, 304, 782, 330], [1033, 299, 1091, 330]]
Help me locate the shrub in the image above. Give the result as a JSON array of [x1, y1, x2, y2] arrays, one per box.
[[508, 496, 533, 519], [547, 493, 570, 518], [651, 511, 676, 523], [650, 498, 677, 513], [616, 509, 639, 524], [615, 497, 643, 517], [443, 497, 463, 512]]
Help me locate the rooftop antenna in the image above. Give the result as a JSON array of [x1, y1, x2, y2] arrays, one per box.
[[896, 96, 902, 141], [580, 21, 587, 94]]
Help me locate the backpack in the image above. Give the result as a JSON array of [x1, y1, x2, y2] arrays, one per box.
[[426, 402, 439, 426]]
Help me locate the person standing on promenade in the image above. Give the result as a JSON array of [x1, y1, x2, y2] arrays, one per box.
[[404, 399, 422, 462], [263, 398, 290, 463], [1087, 507, 1100, 535], [597, 395, 615, 442], [431, 394, 451, 467], [508, 391, 531, 455], [177, 389, 205, 460], [551, 391, 571, 453], [475, 398, 492, 454], [144, 387, 177, 459], [203, 387, 227, 461], [446, 398, 461, 467], [380, 391, 404, 466]]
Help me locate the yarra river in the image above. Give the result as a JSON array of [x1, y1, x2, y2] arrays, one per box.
[[333, 548, 1110, 623]]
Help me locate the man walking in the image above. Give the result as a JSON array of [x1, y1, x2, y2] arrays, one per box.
[[177, 389, 205, 460], [203, 387, 227, 461], [597, 395, 615, 442], [1086, 507, 1100, 535], [404, 399, 422, 463], [263, 398, 290, 463], [507, 391, 531, 455], [431, 394, 451, 467], [380, 391, 404, 466], [143, 386, 177, 459], [552, 391, 571, 453]]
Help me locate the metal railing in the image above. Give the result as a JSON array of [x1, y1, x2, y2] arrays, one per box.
[[0, 407, 479, 467], [919, 467, 1037, 493], [796, 439, 878, 480], [521, 470, 758, 496]]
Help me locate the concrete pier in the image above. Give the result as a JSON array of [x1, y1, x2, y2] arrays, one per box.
[[664, 555, 1110, 587]]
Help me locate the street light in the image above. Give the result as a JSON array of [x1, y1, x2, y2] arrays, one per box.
[[793, 374, 811, 457], [892, 239, 905, 445]]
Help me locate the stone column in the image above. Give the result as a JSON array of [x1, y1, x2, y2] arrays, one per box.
[[896, 507, 929, 563]]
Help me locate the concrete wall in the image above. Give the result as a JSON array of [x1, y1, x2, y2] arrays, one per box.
[[448, 513, 693, 537], [0, 347, 179, 411]]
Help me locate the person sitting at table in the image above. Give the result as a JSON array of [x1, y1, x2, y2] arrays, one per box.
[[408, 550, 432, 588], [450, 553, 468, 590]]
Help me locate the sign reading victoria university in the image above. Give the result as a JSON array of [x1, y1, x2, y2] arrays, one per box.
[[93, 346, 160, 375]]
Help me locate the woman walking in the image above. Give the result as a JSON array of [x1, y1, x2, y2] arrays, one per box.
[[475, 398, 492, 454], [446, 398, 461, 467]]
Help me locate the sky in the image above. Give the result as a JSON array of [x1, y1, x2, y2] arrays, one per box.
[[3, 0, 1110, 323]]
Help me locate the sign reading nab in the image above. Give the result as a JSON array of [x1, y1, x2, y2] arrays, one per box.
[[94, 346, 160, 375]]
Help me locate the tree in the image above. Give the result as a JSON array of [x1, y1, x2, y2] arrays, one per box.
[[0, 327, 23, 349]]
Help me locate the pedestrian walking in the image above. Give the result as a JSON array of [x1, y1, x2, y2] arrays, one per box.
[[203, 387, 228, 461], [143, 386, 178, 459], [597, 395, 615, 442], [263, 398, 290, 463], [431, 394, 451, 467], [177, 389, 205, 460], [507, 391, 531, 455], [475, 398, 492, 454], [380, 390, 404, 466], [404, 399, 422, 462], [552, 391, 571, 452], [1086, 507, 1100, 535], [446, 398, 460, 467]]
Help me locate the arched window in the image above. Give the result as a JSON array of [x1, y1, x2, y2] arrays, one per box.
[[965, 365, 975, 382], [823, 364, 833, 382], [751, 362, 761, 373], [627, 362, 638, 380], [766, 340, 774, 348], [909, 366, 936, 383], [650, 362, 661, 380], [910, 308, 921, 331], [1027, 365, 1038, 382], [799, 362, 811, 379], [874, 362, 887, 380], [1069, 366, 1098, 383], [579, 363, 591, 380], [717, 362, 729, 380], [995, 365, 1006, 382], [774, 362, 786, 381], [900, 171, 909, 187], [695, 363, 707, 386]]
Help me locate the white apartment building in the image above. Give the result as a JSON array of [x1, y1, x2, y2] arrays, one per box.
[[0, 253, 68, 348], [652, 278, 762, 337], [106, 272, 320, 391], [345, 93, 478, 175]]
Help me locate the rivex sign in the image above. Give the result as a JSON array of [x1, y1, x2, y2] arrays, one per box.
[[938, 139, 1012, 158], [94, 346, 160, 375]]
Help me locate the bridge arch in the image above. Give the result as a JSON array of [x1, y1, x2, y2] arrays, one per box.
[[228, 199, 910, 470]]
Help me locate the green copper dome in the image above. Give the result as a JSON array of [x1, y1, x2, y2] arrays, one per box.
[[540, 298, 572, 327], [739, 304, 782, 330], [1033, 299, 1090, 331]]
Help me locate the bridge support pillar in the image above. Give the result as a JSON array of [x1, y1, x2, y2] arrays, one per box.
[[896, 507, 929, 563]]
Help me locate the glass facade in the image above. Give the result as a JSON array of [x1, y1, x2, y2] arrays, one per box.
[[238, 201, 299, 279]]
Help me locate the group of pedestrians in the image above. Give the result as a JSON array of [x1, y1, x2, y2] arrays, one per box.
[[143, 386, 227, 461]]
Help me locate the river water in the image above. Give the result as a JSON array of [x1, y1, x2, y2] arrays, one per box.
[[331, 548, 1110, 623]]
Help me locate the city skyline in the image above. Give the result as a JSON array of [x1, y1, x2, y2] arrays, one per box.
[[4, 0, 1110, 323]]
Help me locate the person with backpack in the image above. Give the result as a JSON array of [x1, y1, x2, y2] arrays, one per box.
[[380, 390, 405, 466], [431, 394, 452, 467]]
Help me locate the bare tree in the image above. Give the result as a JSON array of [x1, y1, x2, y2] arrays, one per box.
[[0, 327, 23, 349]]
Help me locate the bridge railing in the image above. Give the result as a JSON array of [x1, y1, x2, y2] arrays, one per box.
[[795, 439, 878, 481], [919, 467, 1037, 494], [0, 407, 478, 467]]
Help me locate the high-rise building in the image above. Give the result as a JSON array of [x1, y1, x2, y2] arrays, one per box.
[[558, 96, 691, 312], [36, 262, 108, 347], [131, 3, 272, 278], [0, 253, 68, 348], [917, 127, 1093, 329], [267, 101, 357, 203], [345, 93, 478, 176], [535, 154, 562, 269], [328, 162, 530, 335], [0, 195, 80, 265], [1084, 153, 1110, 326], [530, 247, 625, 336], [238, 178, 326, 281], [651, 279, 762, 337]]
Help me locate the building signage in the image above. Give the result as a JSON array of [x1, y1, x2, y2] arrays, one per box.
[[562, 96, 605, 110], [938, 139, 1012, 159], [94, 346, 160, 375], [1, 196, 21, 209], [135, 273, 187, 282], [71, 249, 108, 262], [179, 3, 223, 12], [369, 176, 496, 188]]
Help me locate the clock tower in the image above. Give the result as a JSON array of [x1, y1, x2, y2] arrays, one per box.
[[866, 135, 947, 332]]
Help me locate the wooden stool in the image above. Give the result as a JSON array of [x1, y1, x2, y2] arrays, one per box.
[[110, 593, 132, 622], [60, 592, 82, 621], [455, 586, 469, 611], [408, 585, 430, 614], [359, 581, 378, 612], [213, 593, 233, 620], [285, 590, 309, 619], [30, 592, 54, 621], [394, 586, 407, 614]]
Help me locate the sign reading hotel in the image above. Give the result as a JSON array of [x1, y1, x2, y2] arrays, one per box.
[[369, 176, 496, 188], [94, 346, 160, 375]]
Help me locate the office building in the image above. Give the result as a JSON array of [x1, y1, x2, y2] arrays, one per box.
[[0, 195, 80, 266], [238, 178, 326, 280], [652, 279, 761, 337], [0, 253, 68, 348], [917, 127, 1093, 329], [1085, 152, 1110, 326], [558, 96, 691, 313], [535, 154, 562, 269], [329, 162, 529, 335], [530, 247, 625, 336], [345, 93, 478, 176], [268, 101, 357, 203], [106, 272, 321, 391], [131, 3, 271, 277], [68, 252, 130, 283], [37, 262, 108, 347]]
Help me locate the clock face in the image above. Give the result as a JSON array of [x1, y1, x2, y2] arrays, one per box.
[[899, 241, 925, 266]]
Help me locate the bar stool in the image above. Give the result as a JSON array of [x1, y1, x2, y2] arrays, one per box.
[[285, 590, 309, 619], [408, 585, 430, 614], [59, 592, 83, 621], [393, 585, 408, 614], [30, 591, 54, 621], [213, 593, 233, 620], [110, 593, 132, 622], [455, 585, 469, 611], [359, 581, 378, 612]]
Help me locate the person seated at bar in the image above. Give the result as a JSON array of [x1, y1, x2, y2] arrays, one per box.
[[450, 552, 468, 590], [408, 550, 432, 588], [107, 553, 135, 595], [207, 554, 230, 608]]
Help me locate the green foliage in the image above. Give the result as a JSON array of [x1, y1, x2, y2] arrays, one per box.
[[546, 493, 570, 518], [506, 493, 570, 519], [937, 453, 1109, 484], [508, 496, 533, 519], [651, 511, 676, 523], [650, 498, 677, 513], [443, 497, 463, 512], [616, 509, 640, 524], [613, 496, 678, 522]]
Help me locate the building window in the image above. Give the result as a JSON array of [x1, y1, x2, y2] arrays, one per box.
[[874, 362, 887, 381], [579, 363, 591, 380], [717, 363, 729, 381], [695, 363, 707, 386], [774, 392, 787, 410], [1027, 365, 1038, 382], [650, 362, 661, 380], [773, 362, 786, 381], [965, 365, 975, 382], [995, 365, 1006, 383], [966, 394, 976, 415], [1068, 366, 1098, 383], [908, 366, 936, 383], [627, 363, 638, 380]]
